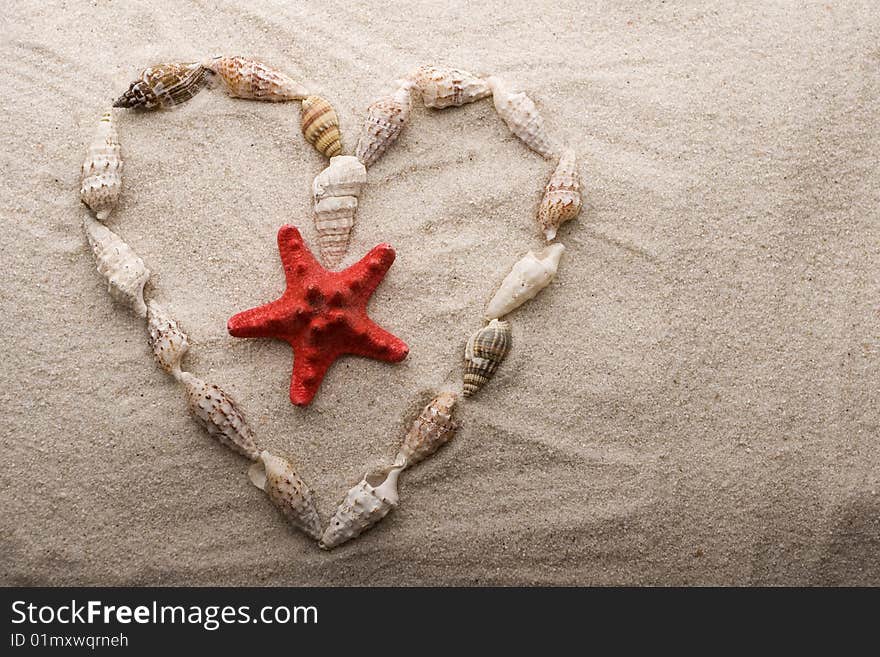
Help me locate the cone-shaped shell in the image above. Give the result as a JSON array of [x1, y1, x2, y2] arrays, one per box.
[[408, 65, 491, 109], [208, 56, 308, 101], [395, 392, 459, 469], [83, 215, 150, 317], [355, 81, 413, 167], [80, 110, 122, 221], [538, 149, 581, 240], [301, 95, 342, 158], [248, 451, 322, 540], [312, 156, 366, 268], [320, 466, 402, 549], [463, 320, 511, 397], [486, 76, 556, 159], [113, 62, 212, 110], [485, 244, 565, 319], [177, 371, 259, 461], [146, 301, 189, 376]]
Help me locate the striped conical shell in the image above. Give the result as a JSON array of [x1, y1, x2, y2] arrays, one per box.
[[538, 149, 581, 240], [207, 56, 308, 101], [355, 81, 413, 167], [463, 319, 511, 397], [80, 110, 122, 221], [113, 62, 212, 110], [301, 95, 342, 158], [249, 450, 322, 540], [394, 392, 459, 469]]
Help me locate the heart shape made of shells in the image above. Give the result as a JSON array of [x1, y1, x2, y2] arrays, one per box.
[[79, 57, 582, 550]]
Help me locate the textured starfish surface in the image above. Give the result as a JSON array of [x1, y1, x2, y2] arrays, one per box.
[[228, 225, 409, 406]]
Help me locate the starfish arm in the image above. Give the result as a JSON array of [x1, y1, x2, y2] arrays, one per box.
[[277, 225, 322, 286], [289, 346, 334, 406], [340, 243, 396, 299], [228, 301, 289, 338], [344, 319, 409, 362]]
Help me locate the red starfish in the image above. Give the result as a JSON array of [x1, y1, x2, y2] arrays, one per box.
[[227, 225, 409, 406]]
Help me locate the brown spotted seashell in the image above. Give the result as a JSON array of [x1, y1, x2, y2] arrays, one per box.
[[208, 56, 308, 101], [355, 80, 414, 167], [249, 450, 323, 540], [538, 149, 581, 240], [394, 392, 459, 469], [463, 319, 512, 397], [301, 95, 343, 158], [408, 64, 491, 109], [113, 62, 212, 110], [80, 110, 122, 221], [146, 301, 189, 376], [177, 371, 260, 461], [486, 76, 556, 159]]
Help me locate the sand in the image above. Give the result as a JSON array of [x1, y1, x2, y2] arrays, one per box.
[[1, 1, 878, 586]]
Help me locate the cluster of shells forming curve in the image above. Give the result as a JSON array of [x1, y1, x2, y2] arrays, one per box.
[[80, 57, 582, 550]]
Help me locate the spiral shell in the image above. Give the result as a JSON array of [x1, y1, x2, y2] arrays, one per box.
[[538, 149, 581, 241], [355, 81, 414, 167], [113, 62, 212, 110], [301, 95, 342, 158], [486, 76, 556, 159], [312, 155, 367, 268], [249, 451, 322, 540], [408, 65, 491, 109], [208, 56, 308, 101], [463, 320, 511, 397], [177, 371, 259, 461], [485, 244, 565, 320], [83, 216, 150, 317], [80, 110, 122, 221], [319, 466, 402, 550], [146, 301, 189, 376], [395, 392, 459, 469]]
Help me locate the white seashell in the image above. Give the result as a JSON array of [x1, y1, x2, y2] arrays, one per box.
[[177, 371, 260, 461], [485, 243, 565, 319], [355, 81, 414, 168], [146, 301, 189, 376], [319, 466, 402, 550], [82, 215, 149, 317], [538, 149, 581, 240], [486, 76, 556, 159], [312, 155, 367, 268], [80, 110, 122, 221], [395, 392, 459, 469], [408, 65, 491, 109], [312, 155, 366, 202], [248, 450, 322, 540]]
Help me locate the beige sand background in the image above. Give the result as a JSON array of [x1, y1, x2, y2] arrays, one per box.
[[1, 0, 878, 585]]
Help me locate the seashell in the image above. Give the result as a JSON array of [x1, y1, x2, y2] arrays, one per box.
[[319, 466, 403, 550], [395, 391, 459, 469], [177, 371, 260, 461], [146, 300, 189, 376], [80, 110, 122, 221], [312, 155, 366, 268], [538, 149, 581, 241], [248, 450, 322, 540], [301, 95, 343, 158], [408, 64, 491, 109], [463, 320, 512, 397], [355, 80, 414, 167], [485, 76, 556, 159], [485, 243, 565, 320], [207, 56, 308, 102], [113, 62, 212, 110], [82, 215, 150, 317]]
